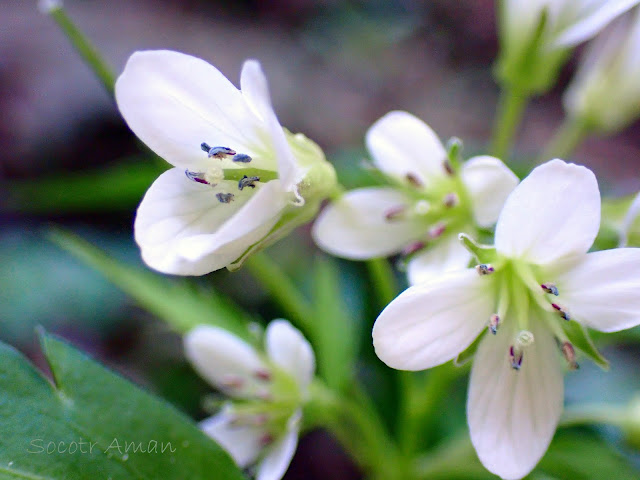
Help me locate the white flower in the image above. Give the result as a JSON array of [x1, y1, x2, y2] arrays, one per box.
[[184, 320, 315, 480], [372, 159, 640, 479], [115, 50, 336, 275], [564, 7, 640, 133], [498, 0, 640, 93], [312, 111, 518, 284]]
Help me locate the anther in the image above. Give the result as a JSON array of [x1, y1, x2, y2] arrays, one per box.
[[232, 153, 252, 163], [238, 175, 260, 191], [220, 375, 245, 390], [259, 434, 275, 447], [443, 192, 459, 208], [551, 303, 570, 321], [428, 222, 447, 239], [402, 241, 426, 256], [405, 173, 424, 188], [216, 193, 235, 204], [443, 160, 454, 176], [488, 314, 500, 335], [201, 143, 236, 158], [384, 206, 406, 221], [561, 341, 579, 370], [254, 369, 272, 382], [509, 345, 523, 370], [475, 264, 494, 276], [185, 169, 210, 185], [541, 283, 559, 296]]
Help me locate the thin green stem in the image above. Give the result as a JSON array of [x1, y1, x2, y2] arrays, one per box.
[[244, 252, 314, 334], [538, 118, 589, 164], [366, 258, 399, 311], [560, 404, 628, 428], [490, 87, 529, 160], [46, 4, 116, 96]]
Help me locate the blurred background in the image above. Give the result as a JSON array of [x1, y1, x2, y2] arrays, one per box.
[[2, 1, 640, 478]]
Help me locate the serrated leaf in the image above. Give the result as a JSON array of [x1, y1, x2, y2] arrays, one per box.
[[561, 321, 609, 371], [312, 257, 357, 392], [49, 228, 253, 340], [0, 332, 245, 480]]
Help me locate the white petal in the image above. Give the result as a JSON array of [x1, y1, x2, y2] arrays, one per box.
[[372, 269, 494, 370], [256, 411, 301, 480], [115, 50, 266, 170], [468, 319, 564, 480], [461, 156, 519, 228], [200, 408, 263, 468], [265, 320, 315, 390], [494, 159, 600, 265], [184, 325, 267, 396], [134, 168, 285, 275], [406, 234, 472, 285], [365, 111, 448, 186], [240, 60, 303, 191], [555, 0, 640, 47], [312, 187, 424, 259], [550, 248, 640, 332]]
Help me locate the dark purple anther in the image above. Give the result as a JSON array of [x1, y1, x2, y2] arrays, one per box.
[[402, 241, 426, 256], [216, 192, 235, 204], [232, 153, 252, 163], [551, 303, 570, 321], [541, 283, 559, 296], [185, 169, 210, 185], [405, 173, 424, 188], [238, 175, 260, 191], [509, 346, 523, 370]]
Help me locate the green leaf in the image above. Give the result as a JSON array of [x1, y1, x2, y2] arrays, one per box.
[[561, 321, 610, 371], [311, 257, 357, 392], [0, 332, 246, 480], [536, 431, 638, 480], [4, 158, 165, 214], [49, 228, 253, 339]]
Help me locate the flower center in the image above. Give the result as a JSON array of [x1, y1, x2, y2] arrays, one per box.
[[184, 143, 280, 203], [465, 242, 579, 371]]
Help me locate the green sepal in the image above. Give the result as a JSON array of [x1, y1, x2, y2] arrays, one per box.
[[561, 321, 610, 371], [454, 330, 487, 367]]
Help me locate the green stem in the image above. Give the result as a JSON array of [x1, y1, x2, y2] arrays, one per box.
[[45, 4, 116, 96], [244, 252, 314, 334], [538, 118, 589, 163], [560, 404, 628, 428], [413, 433, 489, 480], [366, 258, 399, 310], [490, 87, 529, 160], [398, 363, 467, 456]]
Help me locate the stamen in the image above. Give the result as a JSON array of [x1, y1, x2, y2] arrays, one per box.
[[509, 346, 523, 370], [402, 241, 426, 256], [384, 206, 406, 221], [551, 303, 571, 321], [443, 160, 454, 176], [216, 193, 235, 204], [541, 283, 559, 296], [238, 175, 260, 191], [185, 169, 209, 185], [220, 375, 245, 390], [488, 314, 500, 335], [561, 341, 579, 370], [405, 173, 424, 188], [443, 192, 459, 208], [232, 153, 252, 163], [259, 433, 275, 447], [428, 222, 447, 239], [254, 369, 272, 382], [475, 264, 494, 276], [201, 143, 236, 159]]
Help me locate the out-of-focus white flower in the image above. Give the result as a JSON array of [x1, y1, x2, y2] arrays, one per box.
[[564, 7, 640, 133], [497, 0, 640, 93], [312, 111, 518, 285], [115, 50, 335, 275], [185, 320, 315, 480], [373, 159, 640, 479]]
